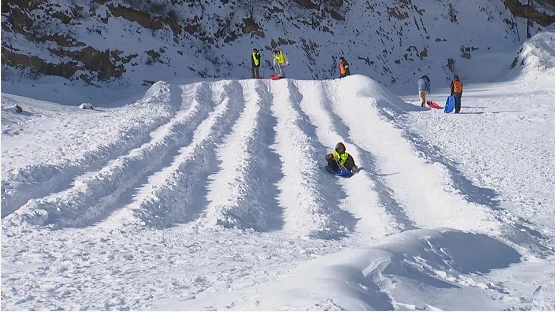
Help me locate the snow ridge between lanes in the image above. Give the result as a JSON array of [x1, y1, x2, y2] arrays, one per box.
[[1, 82, 178, 218], [200, 79, 282, 231], [102, 80, 246, 229]]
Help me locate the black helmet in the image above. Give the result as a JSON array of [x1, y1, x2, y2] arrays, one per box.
[[335, 142, 346, 153], [339, 56, 345, 60], [454, 75, 459, 80], [253, 48, 258, 52]]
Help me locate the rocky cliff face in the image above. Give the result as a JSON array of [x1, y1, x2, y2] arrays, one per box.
[[1, 0, 554, 89]]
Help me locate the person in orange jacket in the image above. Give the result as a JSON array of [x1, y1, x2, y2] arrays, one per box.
[[339, 57, 350, 78], [450, 75, 463, 113]]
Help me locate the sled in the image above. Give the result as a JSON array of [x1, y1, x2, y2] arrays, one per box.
[[269, 74, 282, 80], [426, 101, 442, 109], [324, 160, 356, 178], [325, 166, 352, 177], [333, 167, 353, 177], [444, 95, 456, 113]]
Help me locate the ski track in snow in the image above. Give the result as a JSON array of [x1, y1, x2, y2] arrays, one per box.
[[200, 79, 283, 231], [100, 80, 247, 229], [1, 83, 179, 218], [5, 83, 199, 229], [2, 76, 555, 310], [327, 79, 500, 234], [294, 80, 401, 241]]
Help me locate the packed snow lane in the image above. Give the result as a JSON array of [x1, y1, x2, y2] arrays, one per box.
[[294, 79, 401, 242], [101, 81, 246, 230], [200, 79, 282, 231], [326, 76, 500, 234], [268, 78, 354, 239]]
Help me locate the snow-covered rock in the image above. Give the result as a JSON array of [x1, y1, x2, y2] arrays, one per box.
[[78, 103, 94, 109]]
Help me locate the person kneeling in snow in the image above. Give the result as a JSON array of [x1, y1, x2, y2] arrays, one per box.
[[325, 142, 359, 174]]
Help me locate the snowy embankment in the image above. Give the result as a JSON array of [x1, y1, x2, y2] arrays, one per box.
[[3, 35, 555, 309], [164, 228, 521, 311], [402, 32, 555, 246]]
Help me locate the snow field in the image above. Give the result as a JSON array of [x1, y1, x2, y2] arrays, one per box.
[[3, 63, 555, 309]]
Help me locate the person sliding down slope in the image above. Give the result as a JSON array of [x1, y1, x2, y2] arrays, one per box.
[[325, 142, 359, 175]]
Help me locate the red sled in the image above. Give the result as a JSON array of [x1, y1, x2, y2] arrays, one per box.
[[269, 74, 282, 80], [426, 101, 442, 109]]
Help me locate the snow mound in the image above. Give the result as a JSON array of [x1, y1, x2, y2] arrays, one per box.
[[257, 228, 521, 310], [511, 32, 555, 84], [154, 228, 522, 311]]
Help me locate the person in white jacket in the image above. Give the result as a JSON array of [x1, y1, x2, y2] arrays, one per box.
[[417, 75, 431, 107], [272, 49, 289, 78]]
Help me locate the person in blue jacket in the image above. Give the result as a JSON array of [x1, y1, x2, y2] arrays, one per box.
[[417, 75, 431, 107]]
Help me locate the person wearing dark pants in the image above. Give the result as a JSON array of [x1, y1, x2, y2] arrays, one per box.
[[272, 49, 289, 78], [325, 142, 359, 174], [251, 48, 261, 78], [453, 93, 462, 113], [450, 75, 463, 113]]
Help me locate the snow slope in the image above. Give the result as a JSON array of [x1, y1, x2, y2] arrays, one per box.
[[2, 33, 555, 310]]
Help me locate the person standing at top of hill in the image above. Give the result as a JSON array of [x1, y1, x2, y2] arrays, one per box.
[[272, 49, 289, 78], [339, 57, 350, 78], [251, 48, 261, 78], [450, 75, 463, 113], [417, 75, 431, 107]]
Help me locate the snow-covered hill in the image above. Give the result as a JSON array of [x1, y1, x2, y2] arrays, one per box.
[[2, 31, 555, 309], [2, 0, 554, 103]]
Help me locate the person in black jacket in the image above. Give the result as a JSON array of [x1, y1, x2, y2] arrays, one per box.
[[325, 142, 359, 174], [251, 48, 261, 78]]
